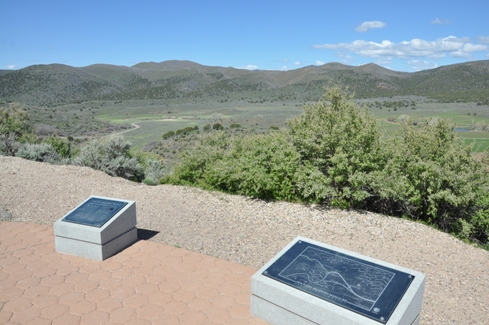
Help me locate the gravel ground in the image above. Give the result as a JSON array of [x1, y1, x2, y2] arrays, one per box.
[[1, 156, 488, 325]]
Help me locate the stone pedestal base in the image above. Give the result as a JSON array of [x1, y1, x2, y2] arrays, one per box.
[[251, 236, 425, 325], [54, 196, 137, 261]]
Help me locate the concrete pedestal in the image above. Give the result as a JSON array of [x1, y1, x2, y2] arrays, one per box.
[[251, 236, 425, 325], [54, 196, 137, 261]]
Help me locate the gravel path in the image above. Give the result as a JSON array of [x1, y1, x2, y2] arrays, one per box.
[[1, 156, 488, 325]]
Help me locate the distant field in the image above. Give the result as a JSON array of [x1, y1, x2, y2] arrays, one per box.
[[460, 132, 489, 152], [121, 120, 203, 149], [370, 101, 489, 152], [92, 98, 489, 152], [96, 101, 303, 149]]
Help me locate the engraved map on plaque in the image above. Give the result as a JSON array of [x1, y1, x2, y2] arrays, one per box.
[[62, 197, 127, 228], [263, 240, 414, 323]]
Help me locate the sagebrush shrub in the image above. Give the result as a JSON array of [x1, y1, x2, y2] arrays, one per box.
[[143, 159, 165, 185], [73, 137, 143, 181], [16, 143, 61, 163]]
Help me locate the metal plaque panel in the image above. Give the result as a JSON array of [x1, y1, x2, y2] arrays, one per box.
[[263, 240, 414, 324], [62, 198, 127, 228]]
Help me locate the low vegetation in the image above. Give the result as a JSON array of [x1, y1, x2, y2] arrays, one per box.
[[0, 103, 165, 185], [166, 86, 489, 248], [0, 103, 36, 156], [2, 60, 489, 107], [72, 137, 144, 181], [1, 86, 488, 249]]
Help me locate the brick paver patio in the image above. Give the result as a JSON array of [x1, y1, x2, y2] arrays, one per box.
[[0, 221, 269, 324]]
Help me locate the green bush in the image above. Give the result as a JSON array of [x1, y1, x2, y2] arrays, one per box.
[[168, 85, 489, 248], [205, 131, 300, 200], [0, 103, 36, 156], [368, 117, 487, 236], [469, 189, 489, 247], [73, 137, 143, 181], [169, 132, 230, 185], [175, 126, 199, 136], [43, 135, 73, 158], [287, 85, 383, 208], [212, 123, 224, 131], [162, 130, 175, 140], [202, 124, 211, 132], [170, 130, 300, 200]]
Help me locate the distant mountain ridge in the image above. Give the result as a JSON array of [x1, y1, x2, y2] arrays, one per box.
[[1, 60, 488, 106]]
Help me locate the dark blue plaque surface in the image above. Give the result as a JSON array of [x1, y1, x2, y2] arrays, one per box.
[[62, 198, 127, 228], [263, 240, 414, 324]]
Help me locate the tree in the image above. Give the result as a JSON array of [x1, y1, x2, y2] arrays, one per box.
[[369, 117, 486, 232], [202, 124, 211, 132], [212, 123, 224, 131], [162, 130, 175, 140], [287, 85, 383, 207], [166, 85, 489, 247], [0, 103, 36, 156]]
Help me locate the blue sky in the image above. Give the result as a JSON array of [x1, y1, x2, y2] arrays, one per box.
[[1, 0, 488, 72]]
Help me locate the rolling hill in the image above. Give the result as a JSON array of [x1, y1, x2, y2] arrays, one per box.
[[1, 60, 488, 106]]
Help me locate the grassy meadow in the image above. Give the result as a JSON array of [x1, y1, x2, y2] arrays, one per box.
[[88, 97, 489, 153], [94, 100, 303, 149]]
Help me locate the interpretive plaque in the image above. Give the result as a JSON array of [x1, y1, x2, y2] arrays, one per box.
[[251, 236, 426, 325], [62, 197, 127, 228], [54, 196, 137, 260], [263, 240, 414, 324]]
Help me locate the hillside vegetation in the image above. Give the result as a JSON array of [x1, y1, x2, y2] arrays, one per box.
[[1, 60, 489, 106], [1, 61, 489, 250], [2, 60, 488, 153], [166, 86, 489, 248]]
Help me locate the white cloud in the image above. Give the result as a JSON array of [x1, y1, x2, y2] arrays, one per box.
[[431, 18, 451, 24], [463, 43, 487, 51], [355, 21, 386, 32], [314, 36, 488, 59], [450, 50, 471, 59], [241, 64, 259, 70], [408, 60, 438, 71], [315, 60, 325, 66], [294, 61, 301, 65], [6, 65, 16, 69], [280, 66, 289, 71]]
